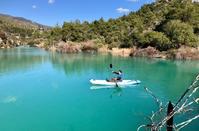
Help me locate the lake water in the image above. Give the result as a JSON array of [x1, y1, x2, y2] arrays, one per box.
[[0, 47, 198, 131]]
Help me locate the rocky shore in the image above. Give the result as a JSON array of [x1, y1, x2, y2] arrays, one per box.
[[99, 46, 199, 60], [1, 33, 199, 60], [41, 40, 199, 60], [130, 46, 199, 60]]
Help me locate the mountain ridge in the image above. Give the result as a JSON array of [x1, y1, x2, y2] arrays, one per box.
[[0, 13, 50, 29]]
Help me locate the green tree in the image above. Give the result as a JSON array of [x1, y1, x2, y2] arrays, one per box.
[[163, 20, 198, 47], [134, 31, 171, 51], [62, 21, 87, 42], [50, 24, 62, 41]]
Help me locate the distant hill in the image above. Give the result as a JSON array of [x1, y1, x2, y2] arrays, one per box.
[[0, 13, 51, 48], [0, 13, 50, 30]]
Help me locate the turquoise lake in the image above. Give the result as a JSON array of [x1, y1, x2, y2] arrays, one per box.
[[0, 47, 198, 131]]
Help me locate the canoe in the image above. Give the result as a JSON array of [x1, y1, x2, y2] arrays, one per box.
[[90, 79, 141, 86]]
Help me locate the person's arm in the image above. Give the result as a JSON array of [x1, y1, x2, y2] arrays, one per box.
[[112, 71, 119, 75]]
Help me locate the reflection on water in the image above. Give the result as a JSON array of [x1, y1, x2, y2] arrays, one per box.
[[0, 47, 48, 75], [52, 52, 198, 98], [0, 47, 198, 131], [49, 52, 114, 75], [0, 47, 198, 100], [1, 47, 198, 81], [110, 86, 123, 97], [90, 86, 124, 97]]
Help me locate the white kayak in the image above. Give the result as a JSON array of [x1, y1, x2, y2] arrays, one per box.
[[90, 85, 138, 90], [90, 79, 141, 86]]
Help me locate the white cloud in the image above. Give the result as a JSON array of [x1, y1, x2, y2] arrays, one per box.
[[116, 7, 130, 14], [127, 0, 139, 2], [48, 0, 55, 4], [32, 5, 37, 9]]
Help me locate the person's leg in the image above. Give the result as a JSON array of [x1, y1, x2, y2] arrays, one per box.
[[111, 78, 117, 82], [117, 77, 122, 81]]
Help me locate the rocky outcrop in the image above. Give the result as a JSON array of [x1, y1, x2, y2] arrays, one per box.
[[129, 46, 199, 60], [167, 46, 199, 60], [0, 31, 24, 48], [130, 46, 167, 59], [56, 41, 81, 53], [110, 48, 132, 57], [0, 31, 7, 41], [81, 41, 98, 52], [0, 31, 7, 48], [48, 41, 98, 53]]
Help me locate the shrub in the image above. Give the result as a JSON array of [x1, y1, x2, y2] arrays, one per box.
[[135, 31, 172, 51], [145, 31, 172, 51], [163, 20, 198, 47]]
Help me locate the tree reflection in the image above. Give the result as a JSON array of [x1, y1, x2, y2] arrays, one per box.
[[49, 52, 114, 75], [0, 47, 48, 75]]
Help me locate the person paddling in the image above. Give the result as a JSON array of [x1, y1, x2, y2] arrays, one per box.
[[113, 70, 123, 81], [107, 70, 123, 82]]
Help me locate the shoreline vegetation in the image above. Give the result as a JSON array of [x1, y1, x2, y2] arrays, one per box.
[[0, 0, 199, 60], [39, 40, 199, 60]]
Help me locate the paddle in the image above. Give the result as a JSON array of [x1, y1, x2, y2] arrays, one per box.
[[109, 64, 119, 87], [110, 64, 113, 68]]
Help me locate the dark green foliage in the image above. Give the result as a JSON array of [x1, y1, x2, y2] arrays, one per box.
[[50, 25, 62, 40], [141, 31, 172, 51], [163, 20, 198, 47], [166, 0, 195, 23], [62, 21, 89, 42]]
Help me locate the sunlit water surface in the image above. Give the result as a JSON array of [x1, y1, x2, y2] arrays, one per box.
[[0, 47, 198, 131]]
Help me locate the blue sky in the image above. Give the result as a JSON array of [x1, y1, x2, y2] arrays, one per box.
[[0, 0, 154, 26]]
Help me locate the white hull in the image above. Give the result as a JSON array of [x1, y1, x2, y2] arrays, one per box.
[[90, 85, 138, 90], [90, 79, 141, 86]]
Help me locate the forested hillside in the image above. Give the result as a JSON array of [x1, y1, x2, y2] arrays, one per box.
[[48, 0, 199, 51], [0, 0, 198, 55]]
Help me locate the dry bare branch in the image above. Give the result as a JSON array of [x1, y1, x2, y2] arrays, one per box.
[[137, 73, 199, 131], [175, 114, 199, 130]]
